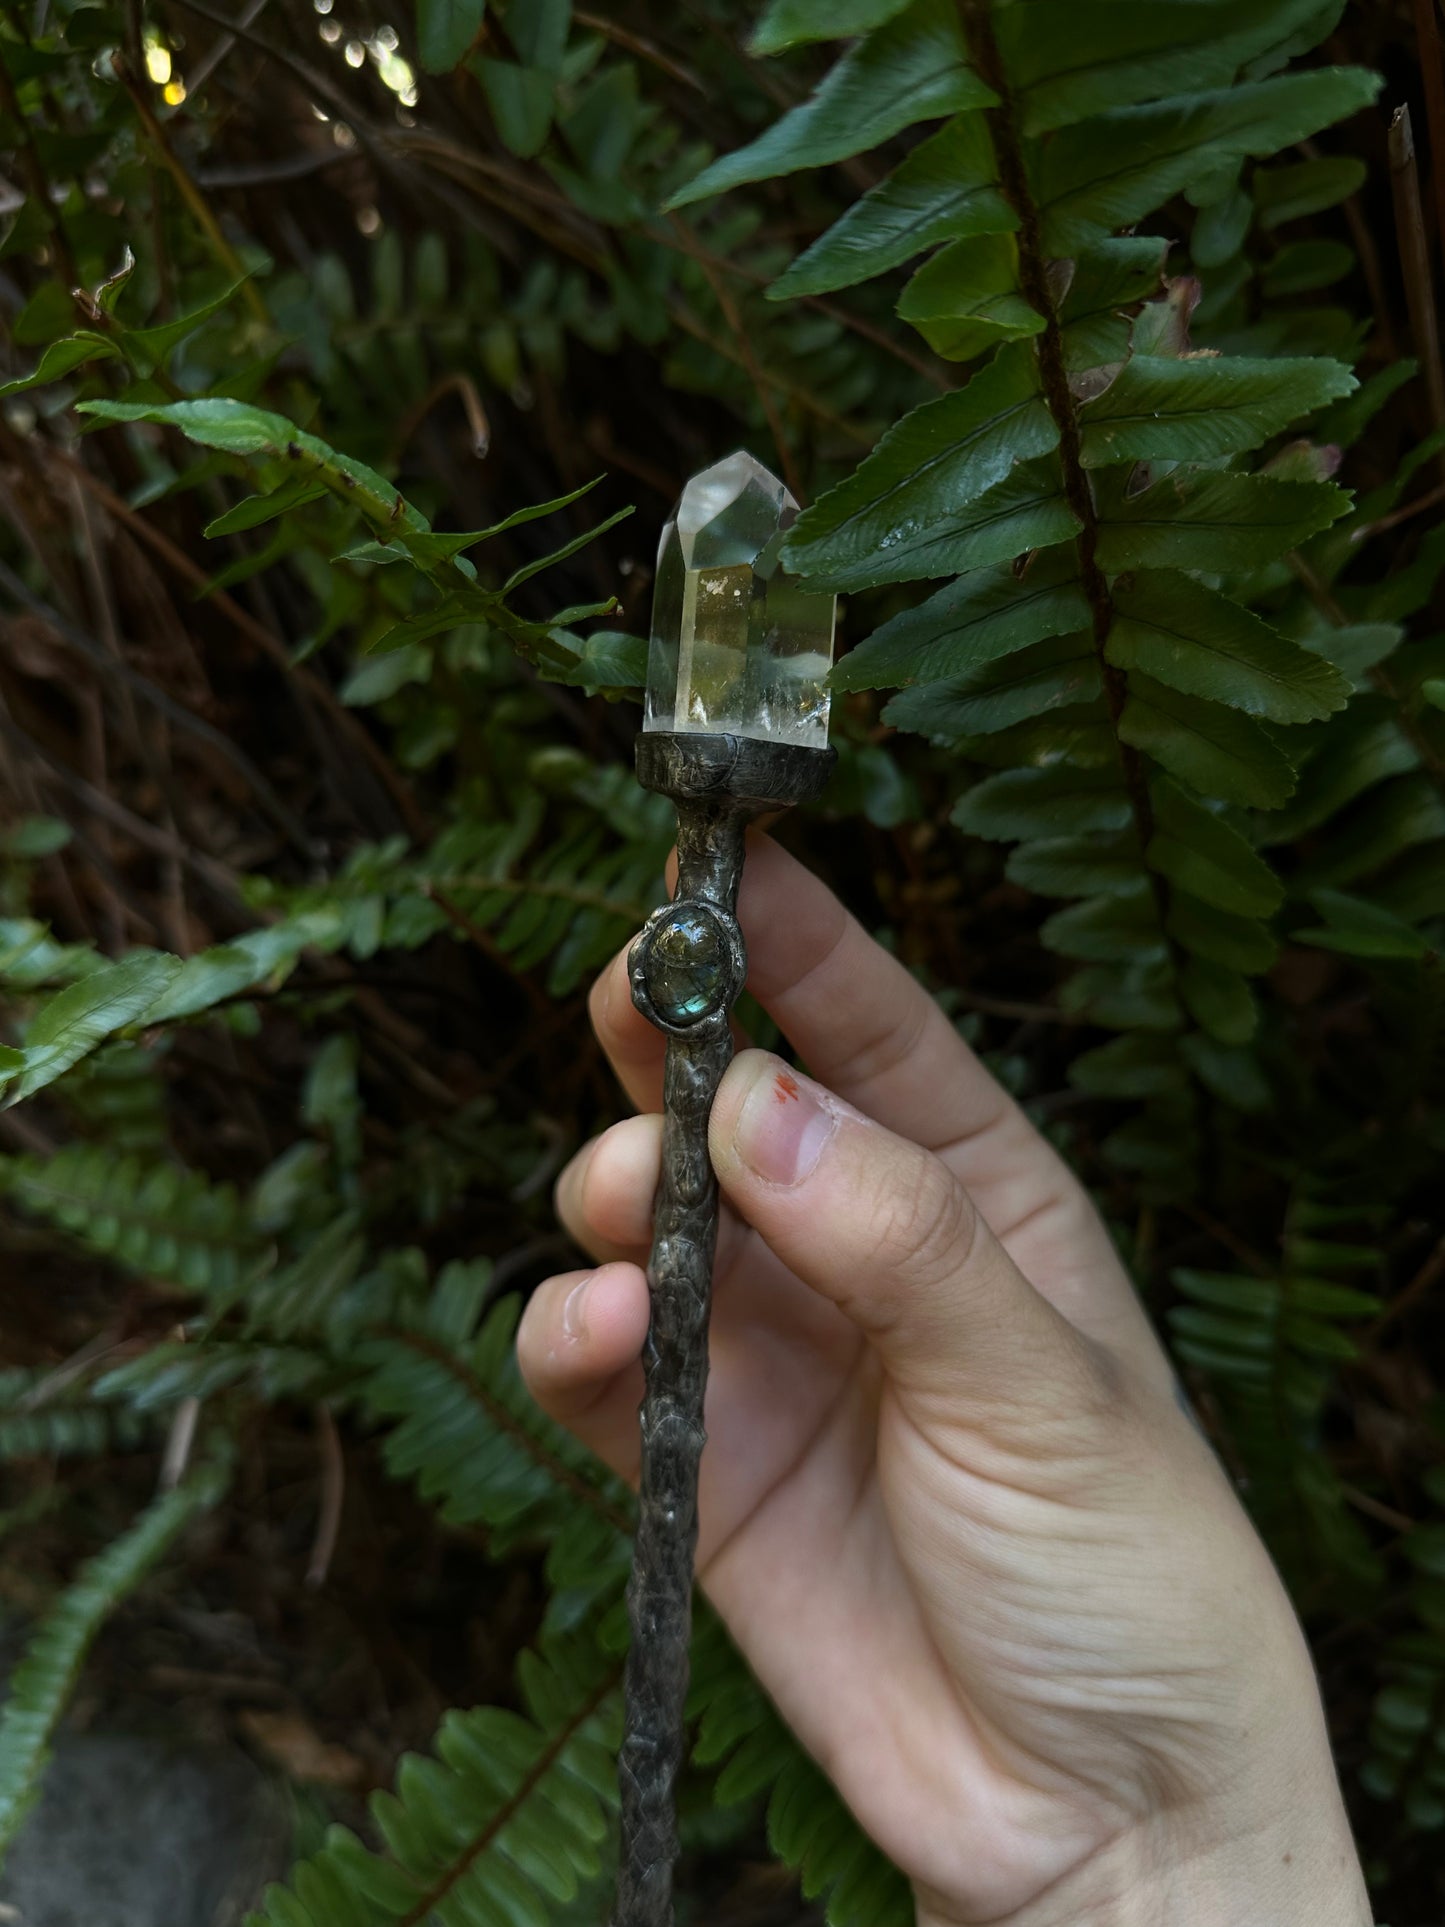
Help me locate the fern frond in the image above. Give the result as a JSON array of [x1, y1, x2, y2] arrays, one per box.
[[0, 1368, 151, 1461], [355, 1290, 634, 1615], [0, 1464, 228, 1857], [1170, 1190, 1385, 1591], [690, 1611, 914, 1927], [0, 1144, 268, 1299], [250, 769, 670, 997], [245, 1626, 621, 1926]]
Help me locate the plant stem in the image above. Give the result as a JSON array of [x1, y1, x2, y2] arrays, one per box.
[[959, 1, 1172, 939]]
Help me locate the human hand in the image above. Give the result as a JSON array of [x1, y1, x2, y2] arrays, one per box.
[[518, 837, 1370, 1927]]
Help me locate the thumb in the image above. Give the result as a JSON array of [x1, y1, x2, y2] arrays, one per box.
[[709, 1050, 1109, 1424]]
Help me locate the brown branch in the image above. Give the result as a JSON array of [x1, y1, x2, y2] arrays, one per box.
[[573, 10, 704, 92], [1389, 104, 1445, 461], [1369, 1228, 1445, 1337], [1413, 0, 1445, 280]]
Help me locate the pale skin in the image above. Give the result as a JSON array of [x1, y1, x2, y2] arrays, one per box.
[[517, 836, 1373, 1927]]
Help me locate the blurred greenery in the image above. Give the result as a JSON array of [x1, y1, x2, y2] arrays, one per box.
[[0, 0, 1443, 1921]]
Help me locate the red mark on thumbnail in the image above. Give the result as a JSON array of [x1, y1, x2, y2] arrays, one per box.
[[775, 1071, 801, 1104]]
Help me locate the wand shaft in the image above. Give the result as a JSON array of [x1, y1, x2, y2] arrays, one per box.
[[612, 800, 747, 1927]]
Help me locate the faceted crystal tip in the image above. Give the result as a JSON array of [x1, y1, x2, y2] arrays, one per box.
[[644, 451, 836, 750]]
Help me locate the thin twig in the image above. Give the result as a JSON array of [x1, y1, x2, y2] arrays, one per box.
[[573, 10, 703, 91], [1370, 1228, 1445, 1337], [182, 0, 273, 98], [305, 1404, 345, 1588], [159, 1395, 202, 1491], [670, 211, 802, 499], [0, 557, 317, 857], [1413, 0, 1445, 278], [1389, 104, 1445, 461], [391, 372, 492, 463], [110, 51, 268, 322], [47, 446, 428, 840]]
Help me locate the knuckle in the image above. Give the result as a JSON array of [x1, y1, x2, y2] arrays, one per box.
[[876, 1156, 975, 1285]]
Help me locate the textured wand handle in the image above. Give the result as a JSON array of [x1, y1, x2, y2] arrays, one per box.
[[612, 796, 750, 1927]]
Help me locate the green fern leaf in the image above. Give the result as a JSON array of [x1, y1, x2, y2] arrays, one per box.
[[666, 0, 993, 208], [0, 1466, 227, 1856]]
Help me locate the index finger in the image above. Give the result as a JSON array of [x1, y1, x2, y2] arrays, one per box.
[[592, 833, 1018, 1162]]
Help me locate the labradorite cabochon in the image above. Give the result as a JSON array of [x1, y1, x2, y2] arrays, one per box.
[[643, 904, 731, 1025]]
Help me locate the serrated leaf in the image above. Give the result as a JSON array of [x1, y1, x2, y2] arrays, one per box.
[[1259, 705, 1417, 843], [1059, 237, 1171, 368], [1180, 1031, 1272, 1108], [750, 0, 910, 54], [1179, 953, 1258, 1042], [955, 708, 1117, 771], [1041, 883, 1165, 962], [834, 551, 1087, 692], [1255, 153, 1367, 226], [1036, 70, 1381, 251], [884, 630, 1098, 739], [1261, 239, 1353, 296], [793, 458, 1076, 594], [1107, 571, 1350, 723], [1297, 621, 1402, 690], [1071, 1030, 1188, 1096], [1294, 773, 1445, 890], [1060, 958, 1180, 1028], [666, 0, 994, 208], [998, 0, 1339, 135], [768, 116, 1014, 299], [7, 954, 182, 1103], [1078, 354, 1354, 464], [785, 349, 1055, 589], [1193, 187, 1253, 268], [1147, 776, 1284, 915], [1296, 888, 1432, 959], [1167, 892, 1279, 971], [1005, 829, 1144, 897], [952, 763, 1132, 841], [897, 232, 1045, 360], [1119, 676, 1297, 807], [1094, 469, 1349, 571]]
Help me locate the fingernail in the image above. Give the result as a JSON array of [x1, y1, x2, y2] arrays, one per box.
[[730, 1059, 837, 1187], [562, 1274, 591, 1342]]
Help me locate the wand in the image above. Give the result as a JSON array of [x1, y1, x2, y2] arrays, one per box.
[[612, 453, 837, 1926]]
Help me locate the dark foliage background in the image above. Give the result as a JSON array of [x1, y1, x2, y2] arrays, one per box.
[[0, 1, 1443, 1922]]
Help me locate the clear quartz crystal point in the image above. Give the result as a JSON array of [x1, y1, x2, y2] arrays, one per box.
[[644, 451, 836, 749]]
